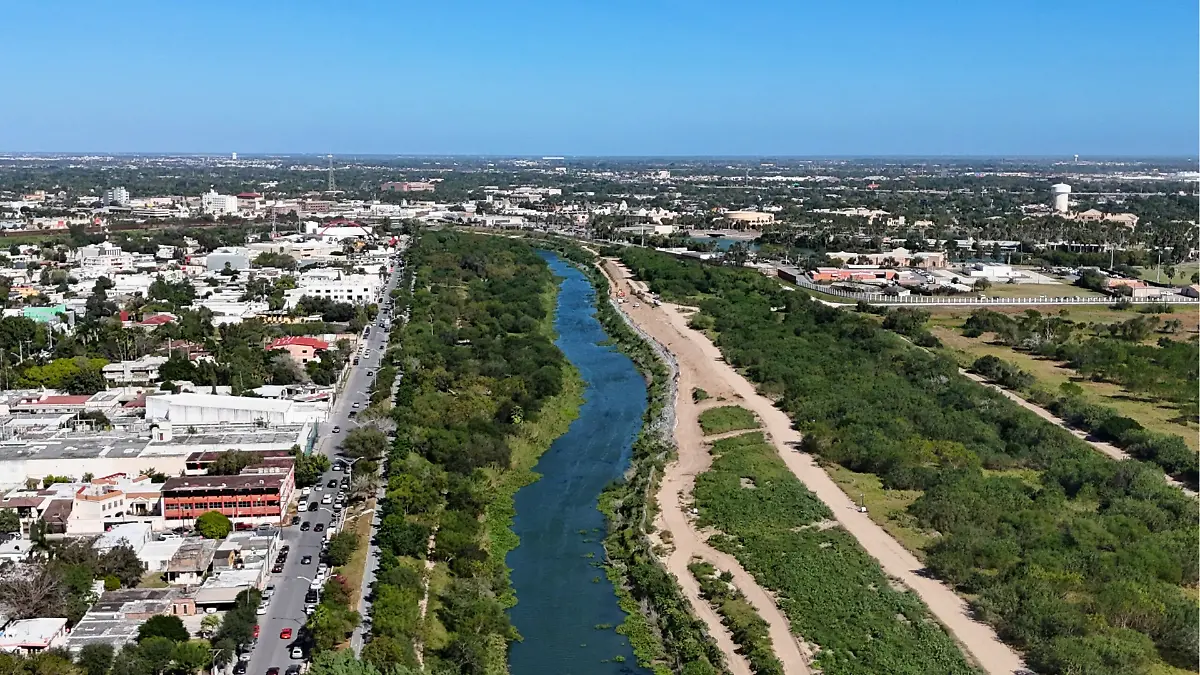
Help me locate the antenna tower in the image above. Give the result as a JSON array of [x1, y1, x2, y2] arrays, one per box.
[[327, 155, 336, 192]]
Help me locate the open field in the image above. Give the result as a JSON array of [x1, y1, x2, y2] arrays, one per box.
[[1137, 261, 1200, 286], [698, 405, 759, 436], [821, 464, 931, 557], [931, 325, 1199, 450], [978, 282, 1103, 298]]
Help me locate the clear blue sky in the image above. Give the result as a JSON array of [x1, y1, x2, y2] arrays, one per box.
[[3, 0, 1196, 156]]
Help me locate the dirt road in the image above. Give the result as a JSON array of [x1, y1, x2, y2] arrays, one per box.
[[602, 260, 1028, 675], [961, 370, 1195, 496]]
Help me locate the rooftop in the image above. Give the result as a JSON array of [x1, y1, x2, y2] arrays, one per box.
[[0, 617, 68, 648], [163, 474, 287, 493]]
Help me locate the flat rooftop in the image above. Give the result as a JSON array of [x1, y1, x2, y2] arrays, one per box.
[[0, 426, 308, 462]]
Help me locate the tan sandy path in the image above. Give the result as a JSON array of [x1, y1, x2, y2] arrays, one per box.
[[604, 263, 813, 675], [604, 259, 1029, 675]]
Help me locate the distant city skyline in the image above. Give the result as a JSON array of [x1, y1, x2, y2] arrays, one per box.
[[3, 0, 1197, 156]]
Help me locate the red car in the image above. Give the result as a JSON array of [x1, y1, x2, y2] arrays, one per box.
[[279, 628, 292, 640], [252, 625, 260, 638]]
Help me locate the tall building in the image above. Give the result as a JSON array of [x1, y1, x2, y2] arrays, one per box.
[[104, 186, 130, 206], [201, 189, 239, 216], [1051, 183, 1071, 213]]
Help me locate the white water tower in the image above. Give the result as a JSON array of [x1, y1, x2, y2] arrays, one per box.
[[1051, 183, 1071, 213]]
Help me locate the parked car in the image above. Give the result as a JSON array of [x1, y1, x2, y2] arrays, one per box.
[[332, 426, 341, 433], [308, 502, 319, 511], [300, 522, 311, 531], [290, 648, 304, 660], [271, 563, 284, 574], [252, 625, 260, 638], [327, 479, 337, 488], [279, 628, 292, 640], [267, 668, 280, 675], [314, 523, 325, 533]]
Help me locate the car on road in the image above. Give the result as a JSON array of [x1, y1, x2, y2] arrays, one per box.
[[327, 479, 338, 488], [347, 410, 357, 419], [300, 522, 310, 531], [314, 523, 325, 533], [279, 628, 292, 639], [233, 663, 247, 675], [300, 487, 311, 497], [280, 545, 290, 554], [291, 516, 301, 525], [271, 563, 284, 573], [367, 370, 374, 376], [256, 603, 267, 615], [263, 585, 274, 598], [252, 625, 260, 638], [351, 402, 360, 409], [290, 648, 304, 660], [267, 668, 280, 675], [300, 555, 312, 565], [305, 589, 318, 602], [286, 667, 301, 675], [321, 494, 332, 505], [332, 426, 341, 433], [308, 502, 318, 511]]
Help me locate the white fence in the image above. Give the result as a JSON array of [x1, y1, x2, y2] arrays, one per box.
[[791, 278, 1198, 307]]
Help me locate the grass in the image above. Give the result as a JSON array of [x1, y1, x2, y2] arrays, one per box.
[[339, 503, 376, 610], [697, 405, 759, 436], [420, 561, 451, 653], [931, 325, 1199, 450], [689, 559, 784, 675], [137, 572, 169, 588], [822, 463, 932, 557], [694, 432, 978, 675], [1136, 261, 1200, 286], [978, 283, 1102, 298]]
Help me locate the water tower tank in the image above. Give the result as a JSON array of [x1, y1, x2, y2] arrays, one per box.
[[1051, 183, 1071, 213]]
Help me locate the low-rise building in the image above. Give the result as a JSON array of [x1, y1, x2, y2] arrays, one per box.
[[65, 588, 195, 654], [0, 618, 69, 653], [205, 246, 251, 272], [266, 336, 329, 364], [161, 469, 294, 528], [102, 355, 169, 385]]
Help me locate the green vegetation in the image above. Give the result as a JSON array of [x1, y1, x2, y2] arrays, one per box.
[[367, 232, 580, 674], [307, 575, 360, 654], [697, 405, 758, 436], [695, 432, 975, 674], [689, 560, 784, 675], [326, 530, 360, 567], [692, 387, 710, 402], [621, 247, 1199, 675], [195, 510, 232, 539]]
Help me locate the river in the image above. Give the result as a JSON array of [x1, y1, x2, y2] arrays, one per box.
[[506, 251, 651, 675]]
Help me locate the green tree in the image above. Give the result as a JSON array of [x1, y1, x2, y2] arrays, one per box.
[[294, 452, 331, 488], [195, 511, 232, 540], [308, 649, 414, 675], [340, 427, 388, 461], [0, 509, 19, 533], [100, 544, 145, 587], [170, 640, 211, 675], [199, 614, 221, 638], [206, 450, 257, 476], [76, 644, 115, 675], [137, 636, 177, 675], [325, 531, 359, 567], [136, 615, 189, 643]]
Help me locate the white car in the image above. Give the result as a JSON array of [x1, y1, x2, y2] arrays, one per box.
[[256, 603, 267, 615], [291, 647, 304, 660], [321, 494, 332, 505], [300, 488, 311, 497]]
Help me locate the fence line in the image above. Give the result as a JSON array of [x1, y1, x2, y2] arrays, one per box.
[[788, 277, 1199, 307]]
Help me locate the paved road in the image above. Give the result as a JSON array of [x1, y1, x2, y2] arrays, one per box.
[[246, 255, 405, 675]]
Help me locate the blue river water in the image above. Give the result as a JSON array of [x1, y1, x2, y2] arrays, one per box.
[[506, 252, 651, 675]]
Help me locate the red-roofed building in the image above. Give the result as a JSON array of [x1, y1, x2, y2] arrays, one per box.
[[266, 336, 329, 364], [12, 394, 92, 414], [138, 313, 177, 328]]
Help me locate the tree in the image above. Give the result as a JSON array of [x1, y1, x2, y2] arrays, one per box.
[[294, 452, 331, 488], [100, 544, 146, 588], [308, 649, 414, 675], [137, 636, 176, 675], [137, 615, 189, 644], [340, 427, 388, 462], [0, 509, 19, 533], [76, 644, 115, 675], [0, 561, 67, 620], [195, 511, 232, 540], [206, 450, 257, 476], [64, 366, 108, 395], [325, 531, 359, 567], [199, 614, 221, 639], [170, 640, 211, 675]]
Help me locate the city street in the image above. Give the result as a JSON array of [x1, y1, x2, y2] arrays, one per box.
[[245, 255, 404, 675]]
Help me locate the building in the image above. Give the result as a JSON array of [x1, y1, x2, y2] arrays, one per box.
[[164, 538, 219, 585], [283, 271, 382, 308], [102, 355, 168, 385], [0, 618, 69, 653], [1052, 183, 1071, 213], [810, 267, 896, 283], [161, 469, 294, 528], [66, 588, 195, 654], [201, 190, 239, 216], [1069, 208, 1140, 228], [381, 181, 435, 192], [826, 248, 947, 269], [68, 475, 165, 534], [93, 522, 153, 554], [205, 246, 251, 272], [266, 336, 329, 364], [724, 211, 774, 227], [964, 263, 1020, 280], [103, 187, 130, 206], [146, 393, 328, 426]]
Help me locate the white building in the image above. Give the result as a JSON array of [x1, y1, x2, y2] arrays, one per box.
[[0, 618, 69, 653], [1051, 183, 1071, 213], [146, 393, 328, 426], [283, 270, 382, 308], [102, 355, 168, 385], [104, 187, 130, 206], [205, 246, 251, 271], [201, 190, 239, 216]]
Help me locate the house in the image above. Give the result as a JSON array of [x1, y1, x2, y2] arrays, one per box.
[[266, 336, 329, 364], [65, 589, 195, 654], [810, 267, 896, 283], [1104, 277, 1147, 290], [165, 539, 219, 586], [1180, 284, 1200, 298], [102, 355, 168, 385], [0, 618, 69, 653]]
